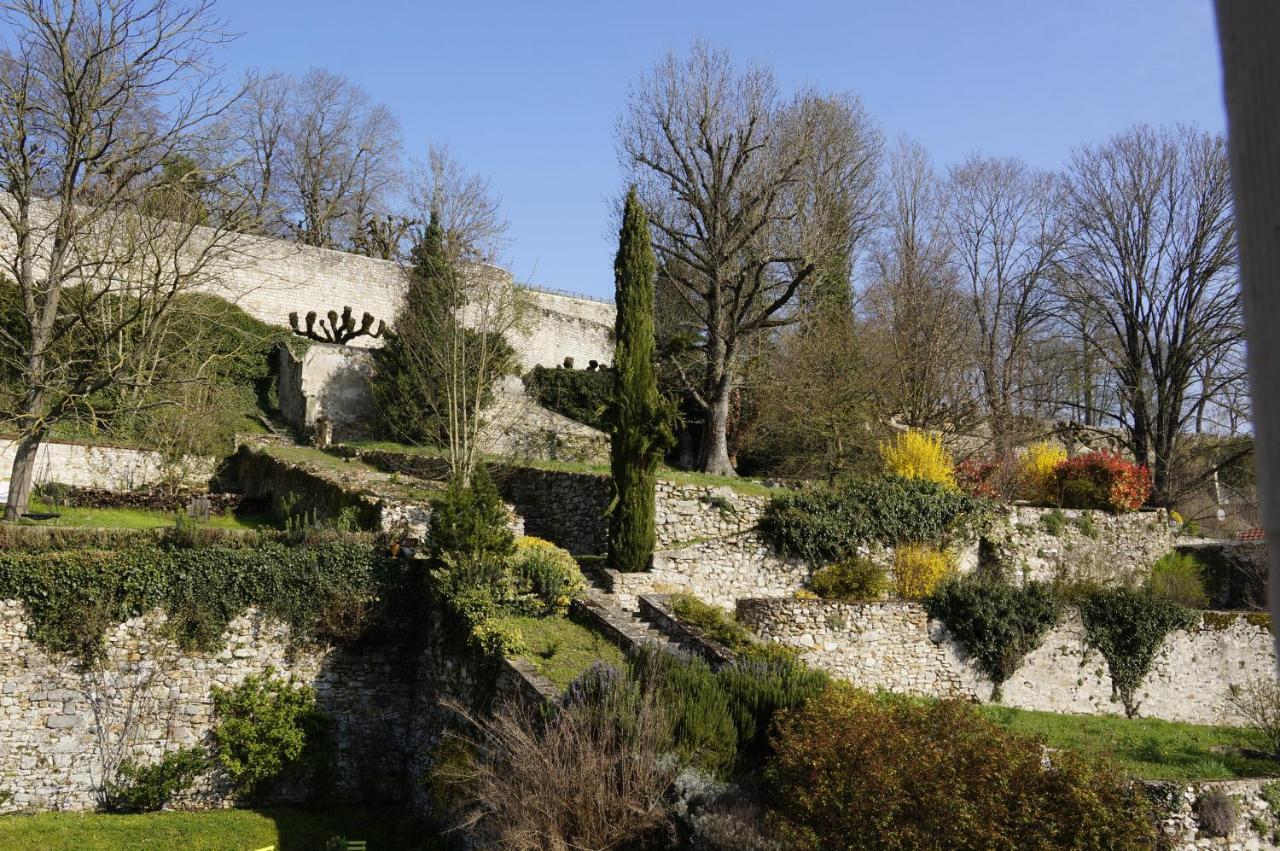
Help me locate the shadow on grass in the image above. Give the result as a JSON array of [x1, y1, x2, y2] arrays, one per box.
[[265, 806, 445, 851]]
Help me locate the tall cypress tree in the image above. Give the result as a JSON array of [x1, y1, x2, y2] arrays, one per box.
[[607, 188, 675, 572]]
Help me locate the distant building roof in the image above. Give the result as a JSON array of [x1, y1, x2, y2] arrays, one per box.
[[1237, 528, 1267, 542]]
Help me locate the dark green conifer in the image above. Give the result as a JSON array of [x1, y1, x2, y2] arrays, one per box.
[[606, 188, 675, 572]]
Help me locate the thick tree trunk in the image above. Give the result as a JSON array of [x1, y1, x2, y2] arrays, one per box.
[[3, 433, 44, 521], [698, 389, 736, 476]]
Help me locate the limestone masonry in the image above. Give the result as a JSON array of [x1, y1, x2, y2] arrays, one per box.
[[737, 598, 1274, 726]]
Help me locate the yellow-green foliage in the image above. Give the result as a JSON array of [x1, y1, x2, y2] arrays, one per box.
[[1019, 441, 1067, 503], [879, 430, 956, 488], [894, 545, 954, 600], [512, 536, 586, 616]]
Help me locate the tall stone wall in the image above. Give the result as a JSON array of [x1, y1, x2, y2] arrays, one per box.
[[0, 603, 416, 812], [0, 437, 214, 495], [737, 598, 1275, 725]]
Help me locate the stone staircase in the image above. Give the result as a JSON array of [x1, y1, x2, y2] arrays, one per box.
[[577, 588, 690, 657]]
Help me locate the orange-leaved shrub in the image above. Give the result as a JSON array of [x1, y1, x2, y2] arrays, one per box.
[[765, 687, 1157, 851], [1052, 450, 1152, 512]]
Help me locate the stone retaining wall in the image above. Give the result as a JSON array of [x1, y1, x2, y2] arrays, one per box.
[[0, 603, 416, 812], [987, 505, 1175, 584], [0, 597, 555, 815], [736, 598, 1275, 725], [0, 437, 214, 495]]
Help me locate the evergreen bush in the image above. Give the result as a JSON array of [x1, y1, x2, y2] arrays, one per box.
[[761, 476, 991, 564], [1145, 551, 1209, 609], [210, 669, 330, 799], [511, 536, 586, 616], [766, 688, 1158, 850], [807, 556, 888, 601], [104, 746, 207, 813], [669, 593, 754, 651], [924, 577, 1064, 699], [629, 645, 738, 776], [1078, 588, 1199, 716], [522, 365, 612, 430]]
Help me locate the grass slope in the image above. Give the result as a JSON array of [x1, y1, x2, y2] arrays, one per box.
[[20, 500, 269, 531], [981, 704, 1280, 781], [0, 807, 439, 851], [499, 614, 627, 689]]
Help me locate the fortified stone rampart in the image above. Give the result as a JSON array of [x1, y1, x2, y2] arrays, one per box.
[[736, 598, 1274, 726]]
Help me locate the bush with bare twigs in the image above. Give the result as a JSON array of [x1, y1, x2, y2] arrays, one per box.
[[432, 663, 679, 850]]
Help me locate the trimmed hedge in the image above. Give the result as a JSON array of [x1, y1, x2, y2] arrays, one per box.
[[761, 476, 992, 563], [522, 365, 612, 430]]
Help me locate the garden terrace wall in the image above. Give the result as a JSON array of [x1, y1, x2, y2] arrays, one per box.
[[1149, 778, 1280, 849], [0, 437, 214, 493], [735, 598, 1275, 725], [985, 505, 1175, 584], [0, 603, 416, 812]]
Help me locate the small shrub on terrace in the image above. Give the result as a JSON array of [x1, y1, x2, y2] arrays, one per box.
[[670, 593, 754, 651], [1077, 588, 1198, 717], [1053, 451, 1152, 512], [1227, 678, 1280, 758], [104, 746, 206, 813], [893, 545, 954, 600], [1146, 551, 1209, 609], [210, 669, 329, 798], [1195, 789, 1239, 838], [1040, 508, 1067, 537], [955, 455, 1017, 500], [428, 468, 515, 564], [879, 430, 956, 488], [716, 651, 828, 765], [924, 576, 1063, 700], [808, 556, 888, 601], [511, 536, 585, 616], [1018, 440, 1067, 503], [765, 687, 1157, 850], [630, 645, 738, 776]]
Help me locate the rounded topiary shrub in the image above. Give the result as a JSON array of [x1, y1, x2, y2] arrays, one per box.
[[766, 687, 1157, 850]]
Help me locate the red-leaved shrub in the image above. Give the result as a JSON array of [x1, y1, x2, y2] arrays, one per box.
[[955, 456, 1019, 500], [1051, 451, 1152, 512]]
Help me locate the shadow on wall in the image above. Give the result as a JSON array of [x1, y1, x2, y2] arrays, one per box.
[[313, 358, 376, 443]]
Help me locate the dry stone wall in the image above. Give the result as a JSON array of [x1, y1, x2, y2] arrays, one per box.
[[0, 603, 415, 812], [988, 505, 1175, 584], [0, 438, 214, 494], [737, 598, 1275, 725]]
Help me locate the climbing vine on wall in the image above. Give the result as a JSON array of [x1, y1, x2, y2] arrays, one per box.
[[0, 535, 416, 662], [1077, 588, 1199, 717]]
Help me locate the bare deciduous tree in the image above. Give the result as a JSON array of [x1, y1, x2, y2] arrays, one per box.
[[619, 42, 849, 475], [0, 0, 246, 520], [861, 138, 975, 430], [280, 67, 403, 251], [1059, 125, 1239, 503], [944, 155, 1066, 447]]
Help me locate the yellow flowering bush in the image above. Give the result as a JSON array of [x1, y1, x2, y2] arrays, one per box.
[[894, 545, 955, 600], [1018, 440, 1067, 503], [879, 430, 956, 488], [511, 536, 585, 616]]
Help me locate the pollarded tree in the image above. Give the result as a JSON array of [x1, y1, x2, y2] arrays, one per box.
[[606, 188, 675, 573]]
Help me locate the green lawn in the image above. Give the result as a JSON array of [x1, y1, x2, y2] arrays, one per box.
[[499, 614, 627, 690], [0, 806, 440, 851], [981, 704, 1280, 781], [19, 500, 270, 531], [346, 439, 780, 498]]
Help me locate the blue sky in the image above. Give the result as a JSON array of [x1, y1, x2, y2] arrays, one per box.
[[199, 2, 1224, 298]]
